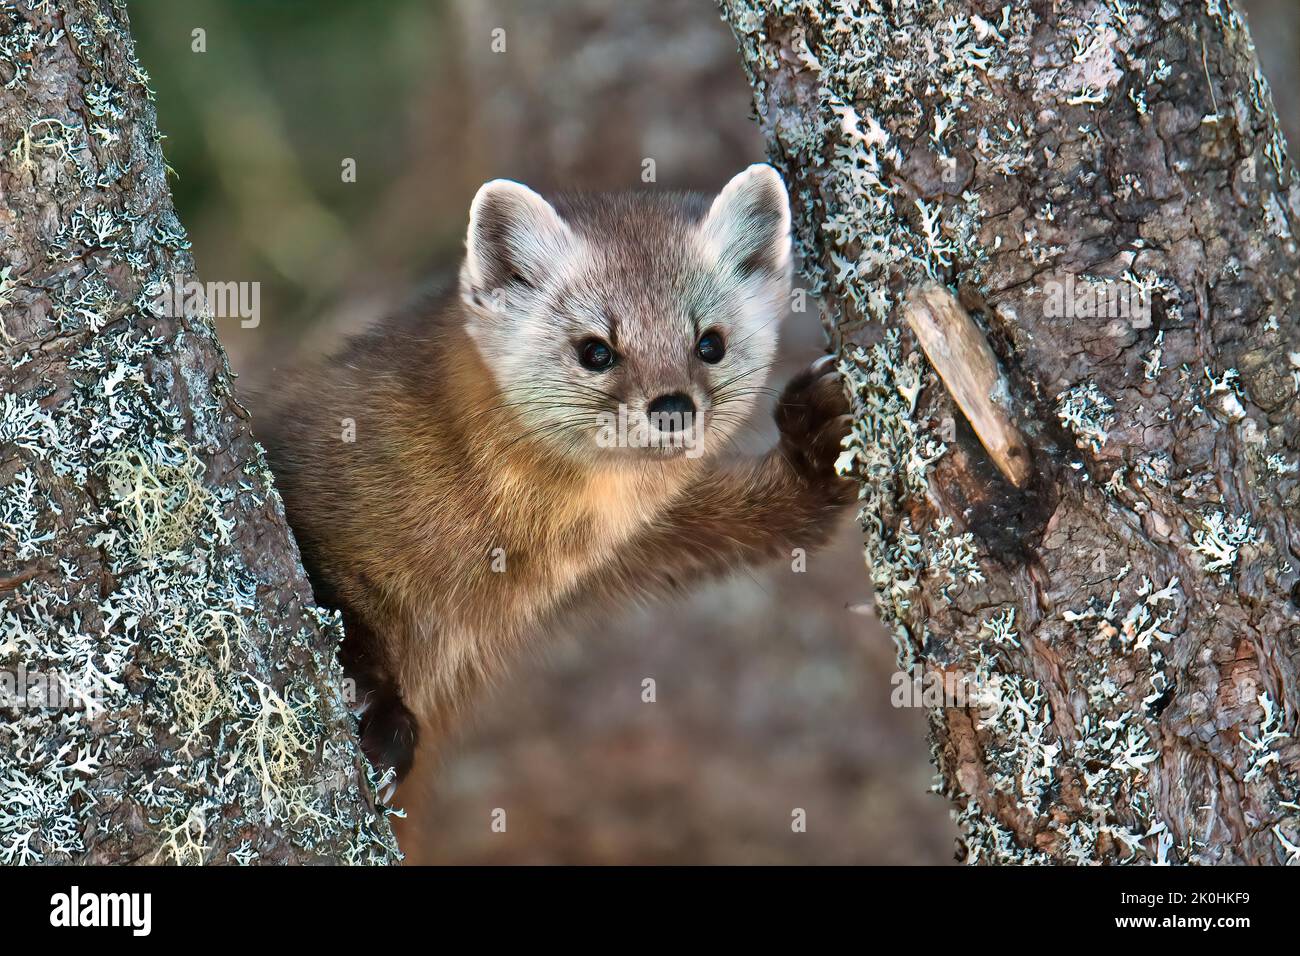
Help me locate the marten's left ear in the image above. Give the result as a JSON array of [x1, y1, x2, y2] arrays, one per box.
[[698, 164, 792, 278], [463, 179, 571, 294]]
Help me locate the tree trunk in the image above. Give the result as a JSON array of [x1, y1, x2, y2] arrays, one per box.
[[0, 0, 396, 864], [721, 0, 1300, 864]]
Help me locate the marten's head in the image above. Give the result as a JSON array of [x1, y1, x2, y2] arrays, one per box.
[[458, 165, 792, 464]]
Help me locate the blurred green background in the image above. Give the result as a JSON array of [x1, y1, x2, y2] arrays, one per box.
[[127, 0, 1299, 864]]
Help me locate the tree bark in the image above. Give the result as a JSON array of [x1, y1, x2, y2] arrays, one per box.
[[0, 0, 397, 863], [721, 0, 1300, 864]]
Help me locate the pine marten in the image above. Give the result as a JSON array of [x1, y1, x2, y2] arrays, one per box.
[[260, 164, 856, 787]]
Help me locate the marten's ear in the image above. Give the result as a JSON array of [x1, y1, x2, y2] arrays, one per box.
[[698, 164, 792, 279], [463, 179, 571, 295]]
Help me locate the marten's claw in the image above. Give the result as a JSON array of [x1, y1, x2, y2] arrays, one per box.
[[776, 356, 854, 491], [358, 689, 419, 785]]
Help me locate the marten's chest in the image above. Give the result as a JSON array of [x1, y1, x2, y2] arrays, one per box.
[[474, 463, 690, 620]]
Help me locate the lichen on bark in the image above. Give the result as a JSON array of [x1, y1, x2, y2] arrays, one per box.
[[721, 0, 1300, 864], [0, 0, 397, 864]]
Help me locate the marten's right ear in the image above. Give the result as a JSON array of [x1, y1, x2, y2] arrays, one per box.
[[698, 164, 792, 280], [462, 179, 571, 297]]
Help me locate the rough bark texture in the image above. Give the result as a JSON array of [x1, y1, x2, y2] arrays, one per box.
[[0, 0, 397, 863], [722, 0, 1300, 864]]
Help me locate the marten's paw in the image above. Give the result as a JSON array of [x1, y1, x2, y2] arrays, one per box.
[[775, 355, 856, 502], [358, 688, 419, 794]]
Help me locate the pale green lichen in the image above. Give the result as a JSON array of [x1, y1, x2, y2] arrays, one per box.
[[1190, 509, 1258, 575], [834, 332, 948, 668], [1048, 571, 1187, 861], [1243, 693, 1287, 783], [101, 441, 216, 563], [1056, 381, 1116, 454], [967, 642, 1058, 816], [980, 607, 1019, 648]]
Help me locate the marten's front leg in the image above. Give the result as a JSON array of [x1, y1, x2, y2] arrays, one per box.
[[338, 610, 420, 788], [591, 356, 857, 601]]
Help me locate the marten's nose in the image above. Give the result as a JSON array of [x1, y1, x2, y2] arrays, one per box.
[[647, 393, 696, 431]]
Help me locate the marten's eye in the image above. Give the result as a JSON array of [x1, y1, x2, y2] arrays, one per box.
[[696, 330, 725, 364], [577, 338, 616, 371]]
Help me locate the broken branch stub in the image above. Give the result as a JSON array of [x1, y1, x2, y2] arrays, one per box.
[[903, 283, 1032, 488]]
